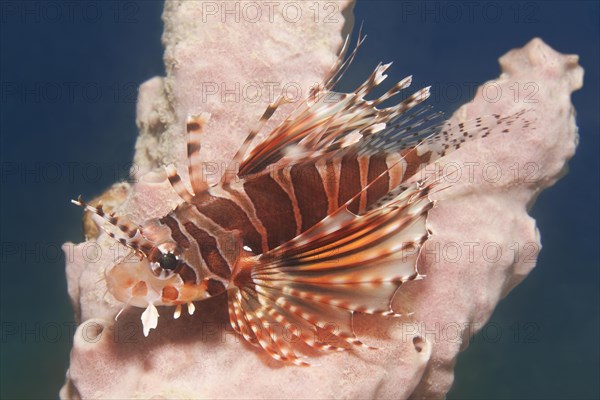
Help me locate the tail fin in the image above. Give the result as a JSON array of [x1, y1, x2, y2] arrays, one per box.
[[357, 108, 536, 162]]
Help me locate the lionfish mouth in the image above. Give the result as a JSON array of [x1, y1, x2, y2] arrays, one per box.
[[104, 258, 204, 336], [104, 259, 161, 307]]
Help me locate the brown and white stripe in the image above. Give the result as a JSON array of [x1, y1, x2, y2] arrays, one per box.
[[163, 148, 432, 284]]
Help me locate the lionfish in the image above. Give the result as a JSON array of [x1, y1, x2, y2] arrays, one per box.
[[73, 37, 530, 365]]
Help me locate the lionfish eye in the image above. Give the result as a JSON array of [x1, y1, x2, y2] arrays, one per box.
[[159, 253, 179, 271]]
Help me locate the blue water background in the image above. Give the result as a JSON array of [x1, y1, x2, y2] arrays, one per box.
[[0, 1, 598, 398]]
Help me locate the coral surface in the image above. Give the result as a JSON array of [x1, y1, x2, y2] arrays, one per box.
[[62, 1, 582, 398]]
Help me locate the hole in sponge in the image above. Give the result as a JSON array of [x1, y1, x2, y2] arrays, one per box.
[[412, 336, 424, 353], [85, 321, 104, 341]]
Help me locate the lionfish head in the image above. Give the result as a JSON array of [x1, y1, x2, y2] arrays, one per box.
[[105, 237, 202, 309], [72, 197, 211, 335]]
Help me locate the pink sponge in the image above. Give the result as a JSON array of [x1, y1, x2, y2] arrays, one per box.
[[62, 1, 582, 398]]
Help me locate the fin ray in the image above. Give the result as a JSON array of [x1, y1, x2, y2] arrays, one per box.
[[227, 179, 436, 363]]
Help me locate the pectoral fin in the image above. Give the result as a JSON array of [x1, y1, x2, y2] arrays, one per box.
[[227, 180, 435, 364]]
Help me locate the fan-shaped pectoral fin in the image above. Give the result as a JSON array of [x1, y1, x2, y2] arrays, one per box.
[[226, 180, 435, 364]]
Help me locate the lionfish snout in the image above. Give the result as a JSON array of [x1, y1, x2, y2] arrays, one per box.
[[105, 256, 181, 308], [105, 252, 207, 336]]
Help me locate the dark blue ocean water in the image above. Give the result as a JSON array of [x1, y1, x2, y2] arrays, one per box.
[[0, 1, 598, 399]]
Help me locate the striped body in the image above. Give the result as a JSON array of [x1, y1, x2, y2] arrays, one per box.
[[156, 148, 432, 305]]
